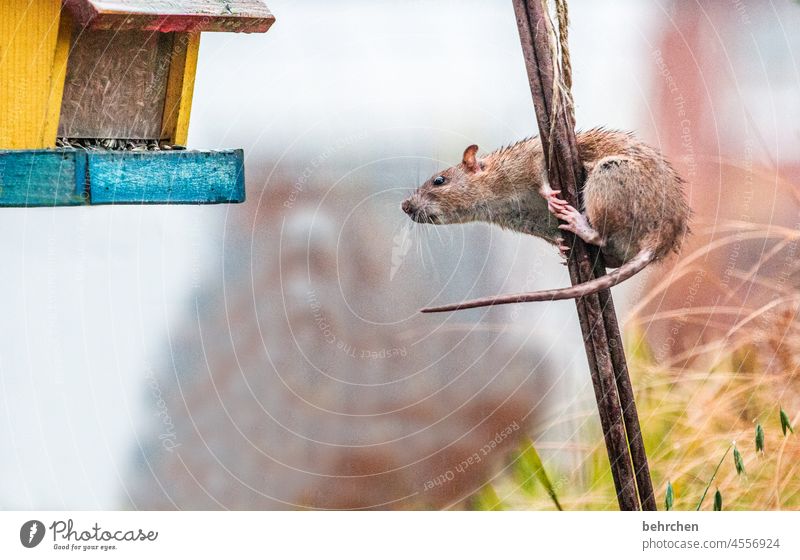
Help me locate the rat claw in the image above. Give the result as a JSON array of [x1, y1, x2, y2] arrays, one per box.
[[555, 236, 571, 260]]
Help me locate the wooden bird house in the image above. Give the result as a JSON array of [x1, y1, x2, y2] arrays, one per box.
[[0, 0, 275, 206]]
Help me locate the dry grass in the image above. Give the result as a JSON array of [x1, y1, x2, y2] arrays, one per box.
[[475, 224, 800, 511], [485, 326, 800, 511]]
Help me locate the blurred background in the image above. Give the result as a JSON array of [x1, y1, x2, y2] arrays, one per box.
[[1, 0, 799, 510]]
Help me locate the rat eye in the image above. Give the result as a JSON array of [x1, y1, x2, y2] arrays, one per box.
[[432, 176, 446, 186]]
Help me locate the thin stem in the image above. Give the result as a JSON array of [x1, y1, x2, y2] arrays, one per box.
[[696, 444, 733, 511]]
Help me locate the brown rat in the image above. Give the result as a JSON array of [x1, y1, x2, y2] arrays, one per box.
[[401, 128, 690, 312]]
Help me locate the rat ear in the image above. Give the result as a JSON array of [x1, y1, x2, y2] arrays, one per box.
[[462, 144, 481, 174]]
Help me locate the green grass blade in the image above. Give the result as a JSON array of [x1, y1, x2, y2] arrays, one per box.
[[780, 407, 794, 436], [755, 423, 765, 454], [470, 484, 505, 511], [517, 436, 563, 511], [665, 480, 674, 511]]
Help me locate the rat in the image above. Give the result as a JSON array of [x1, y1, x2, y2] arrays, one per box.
[[400, 128, 690, 313]]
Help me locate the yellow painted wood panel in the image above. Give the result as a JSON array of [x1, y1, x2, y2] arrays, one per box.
[[42, 11, 72, 146], [160, 32, 200, 146], [0, 0, 64, 149]]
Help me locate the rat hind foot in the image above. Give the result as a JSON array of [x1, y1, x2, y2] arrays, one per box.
[[555, 204, 606, 247]]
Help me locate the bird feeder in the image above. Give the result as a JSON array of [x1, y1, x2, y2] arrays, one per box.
[[0, 0, 275, 206]]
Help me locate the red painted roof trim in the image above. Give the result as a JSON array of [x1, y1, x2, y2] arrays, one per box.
[[63, 0, 275, 33]]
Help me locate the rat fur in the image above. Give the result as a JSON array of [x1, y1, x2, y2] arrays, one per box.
[[401, 128, 690, 312]]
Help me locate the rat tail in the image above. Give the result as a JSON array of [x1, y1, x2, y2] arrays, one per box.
[[421, 249, 654, 313]]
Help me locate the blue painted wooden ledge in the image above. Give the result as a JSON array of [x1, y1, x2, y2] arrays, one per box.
[[0, 149, 245, 207]]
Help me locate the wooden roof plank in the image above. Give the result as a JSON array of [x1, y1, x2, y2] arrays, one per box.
[[63, 0, 275, 33]]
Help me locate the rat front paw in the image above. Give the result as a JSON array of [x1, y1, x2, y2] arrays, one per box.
[[542, 189, 568, 216]]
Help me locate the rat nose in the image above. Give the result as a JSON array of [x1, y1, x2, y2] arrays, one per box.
[[401, 199, 414, 215]]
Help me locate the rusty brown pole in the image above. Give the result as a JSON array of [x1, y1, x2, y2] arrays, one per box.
[[597, 286, 657, 510], [512, 0, 655, 510]]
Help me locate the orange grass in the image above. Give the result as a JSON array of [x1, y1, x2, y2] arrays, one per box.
[[482, 226, 800, 510]]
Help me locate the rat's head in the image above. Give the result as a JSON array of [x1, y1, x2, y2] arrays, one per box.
[[402, 145, 497, 225]]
